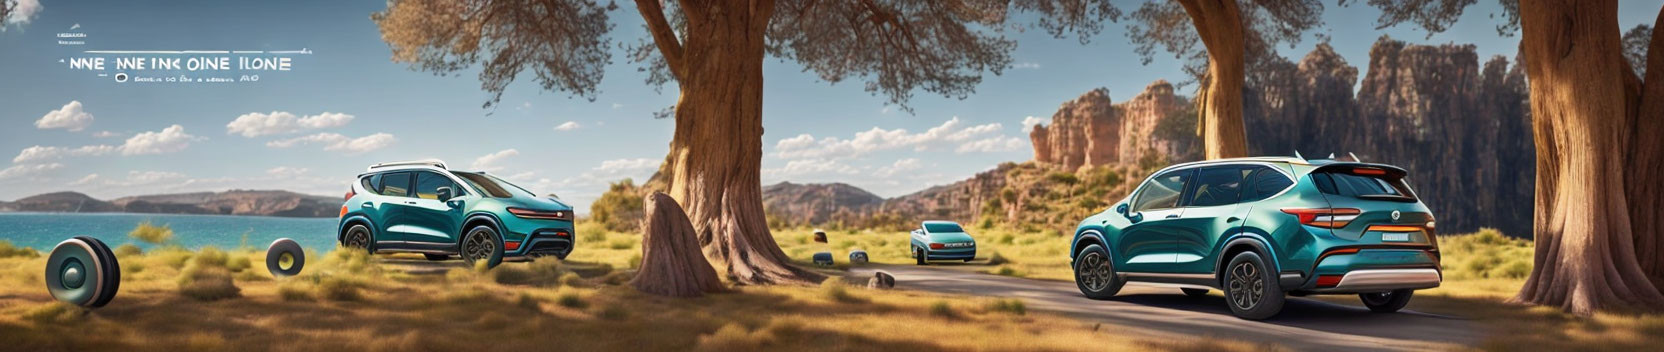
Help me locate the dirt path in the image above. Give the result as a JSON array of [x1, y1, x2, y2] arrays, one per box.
[[851, 264, 1482, 351]]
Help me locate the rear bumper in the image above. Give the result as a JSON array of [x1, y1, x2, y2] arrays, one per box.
[[1308, 268, 1441, 293], [925, 248, 976, 261], [506, 228, 574, 259]]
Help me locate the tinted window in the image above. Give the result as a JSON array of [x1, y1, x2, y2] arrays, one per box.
[[1132, 169, 1191, 212], [1188, 166, 1246, 207], [361, 174, 380, 193], [1242, 166, 1294, 202], [378, 172, 412, 197], [454, 172, 538, 199], [924, 223, 965, 233], [414, 172, 460, 200], [1314, 172, 1412, 199]]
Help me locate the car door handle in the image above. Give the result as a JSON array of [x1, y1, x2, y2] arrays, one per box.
[[1227, 217, 1241, 222], [404, 201, 418, 205], [361, 202, 374, 208], [1165, 214, 1180, 219]]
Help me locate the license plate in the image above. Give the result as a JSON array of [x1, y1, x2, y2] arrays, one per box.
[[1382, 233, 1410, 242]]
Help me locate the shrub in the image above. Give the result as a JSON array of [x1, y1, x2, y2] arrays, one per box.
[[130, 221, 174, 245], [555, 292, 587, 309], [492, 259, 566, 286], [986, 251, 1011, 265], [278, 282, 314, 301], [316, 276, 362, 301], [820, 277, 862, 303], [178, 266, 241, 301], [596, 304, 628, 320], [986, 299, 1026, 315], [928, 300, 955, 317], [994, 266, 1023, 277], [697, 322, 776, 351], [23, 302, 84, 325], [559, 272, 584, 287], [516, 293, 541, 311], [607, 237, 636, 250], [590, 179, 646, 232], [0, 240, 38, 258], [113, 243, 143, 257]]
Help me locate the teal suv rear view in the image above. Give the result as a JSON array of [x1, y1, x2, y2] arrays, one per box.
[[337, 160, 575, 269], [1068, 157, 1440, 320]]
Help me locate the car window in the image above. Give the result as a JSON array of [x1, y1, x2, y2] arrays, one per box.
[[1314, 171, 1413, 199], [454, 172, 538, 199], [1189, 166, 1246, 207], [414, 172, 461, 200], [1241, 166, 1294, 202], [1132, 168, 1190, 212], [361, 174, 380, 193], [378, 172, 412, 197], [923, 223, 964, 233]]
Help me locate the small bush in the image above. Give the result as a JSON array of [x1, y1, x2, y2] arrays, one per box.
[[697, 322, 775, 351], [191, 247, 230, 268], [607, 237, 636, 250], [559, 272, 585, 287], [987, 251, 1011, 265], [928, 300, 955, 317], [23, 302, 85, 325], [994, 266, 1023, 277], [178, 266, 241, 301], [820, 277, 862, 303], [555, 292, 587, 309], [516, 293, 541, 311], [278, 282, 314, 301], [492, 259, 566, 286], [130, 221, 174, 245], [317, 276, 363, 301], [628, 253, 643, 269], [113, 243, 143, 257], [596, 304, 628, 320], [0, 240, 39, 258], [986, 299, 1026, 315]]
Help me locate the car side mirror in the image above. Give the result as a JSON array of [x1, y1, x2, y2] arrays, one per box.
[[1115, 203, 1128, 215], [435, 186, 452, 202]]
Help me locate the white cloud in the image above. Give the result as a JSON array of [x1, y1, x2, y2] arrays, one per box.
[[1012, 62, 1043, 70], [119, 124, 201, 155], [611, 103, 624, 109], [1021, 116, 1050, 132], [102, 171, 189, 187], [91, 131, 122, 138], [266, 132, 396, 154], [874, 158, 925, 177], [555, 121, 582, 131], [762, 159, 862, 179], [471, 149, 520, 171], [13, 145, 116, 163], [35, 101, 95, 131], [2, 0, 42, 27], [68, 174, 100, 186], [0, 163, 62, 180], [955, 136, 1027, 153], [226, 111, 355, 137], [773, 117, 1009, 159], [265, 167, 310, 178], [594, 158, 659, 175]]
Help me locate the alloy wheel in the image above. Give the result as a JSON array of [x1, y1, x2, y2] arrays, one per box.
[[1076, 251, 1114, 292], [344, 228, 370, 251], [1228, 261, 1265, 310], [464, 230, 496, 264]]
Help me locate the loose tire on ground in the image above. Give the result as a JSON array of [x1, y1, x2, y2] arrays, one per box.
[[265, 238, 306, 277], [1073, 244, 1122, 300], [45, 236, 121, 308], [1360, 289, 1415, 313]]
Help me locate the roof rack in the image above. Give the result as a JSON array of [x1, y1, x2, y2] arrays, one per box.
[[368, 159, 447, 171]]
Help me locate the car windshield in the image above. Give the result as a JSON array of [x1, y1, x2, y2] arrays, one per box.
[[455, 172, 538, 199], [924, 223, 964, 233]]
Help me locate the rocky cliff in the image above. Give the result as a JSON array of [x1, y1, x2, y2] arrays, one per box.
[[2, 190, 339, 217], [1029, 81, 1194, 171]]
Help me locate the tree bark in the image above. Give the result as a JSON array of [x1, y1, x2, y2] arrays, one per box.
[[1178, 0, 1250, 160], [1514, 0, 1664, 315], [644, 0, 823, 285], [1629, 9, 1664, 291], [632, 192, 725, 297]]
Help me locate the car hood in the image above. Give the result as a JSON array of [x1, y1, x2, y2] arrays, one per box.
[[498, 195, 573, 211], [928, 232, 975, 243]]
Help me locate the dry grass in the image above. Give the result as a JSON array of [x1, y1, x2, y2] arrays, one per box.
[[0, 222, 1278, 351]]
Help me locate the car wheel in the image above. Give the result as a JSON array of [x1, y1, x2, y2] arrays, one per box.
[[1073, 244, 1123, 300], [460, 225, 504, 270], [1359, 289, 1414, 313], [423, 253, 449, 261], [914, 248, 927, 265], [341, 224, 373, 254], [1182, 288, 1209, 298], [1223, 251, 1285, 320]]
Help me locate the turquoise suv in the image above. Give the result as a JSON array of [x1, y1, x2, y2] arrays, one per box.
[[1069, 157, 1440, 320], [337, 160, 575, 269]]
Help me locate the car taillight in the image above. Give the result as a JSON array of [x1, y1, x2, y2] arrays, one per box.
[[1280, 208, 1361, 228], [1316, 275, 1344, 288], [344, 190, 355, 201], [504, 241, 521, 250], [338, 205, 348, 218], [929, 243, 944, 249], [507, 207, 573, 221], [1352, 167, 1387, 175]]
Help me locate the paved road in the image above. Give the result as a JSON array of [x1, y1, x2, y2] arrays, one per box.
[[850, 264, 1481, 351]]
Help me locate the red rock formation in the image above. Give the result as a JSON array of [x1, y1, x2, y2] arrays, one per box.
[[1030, 88, 1118, 170]]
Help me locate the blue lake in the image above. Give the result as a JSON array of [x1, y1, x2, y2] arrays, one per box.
[[0, 213, 338, 252]]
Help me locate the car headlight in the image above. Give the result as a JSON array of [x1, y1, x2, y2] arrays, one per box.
[[507, 207, 572, 221]]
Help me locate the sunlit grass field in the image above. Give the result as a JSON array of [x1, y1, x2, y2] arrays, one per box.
[[0, 223, 1274, 351]]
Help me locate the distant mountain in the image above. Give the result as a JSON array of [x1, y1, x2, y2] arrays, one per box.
[[1, 190, 338, 218], [761, 182, 884, 226]]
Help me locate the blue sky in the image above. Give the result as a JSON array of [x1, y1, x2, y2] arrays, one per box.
[[2, 0, 1660, 213]]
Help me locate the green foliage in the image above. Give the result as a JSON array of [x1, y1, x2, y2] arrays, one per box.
[[317, 276, 363, 301], [589, 179, 646, 233], [0, 240, 38, 258], [555, 292, 587, 309], [23, 302, 85, 325], [129, 221, 174, 245], [819, 277, 863, 303], [278, 282, 314, 301], [113, 243, 143, 257], [928, 300, 955, 317], [985, 299, 1026, 315], [1440, 228, 1534, 280], [177, 247, 241, 301]]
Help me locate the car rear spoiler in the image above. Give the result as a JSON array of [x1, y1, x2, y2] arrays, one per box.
[[1310, 162, 1409, 179]]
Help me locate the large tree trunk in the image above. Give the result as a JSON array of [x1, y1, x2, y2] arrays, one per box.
[[632, 192, 725, 297], [1515, 0, 1664, 315], [649, 0, 823, 285], [1178, 0, 1250, 160], [1630, 9, 1664, 290]]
